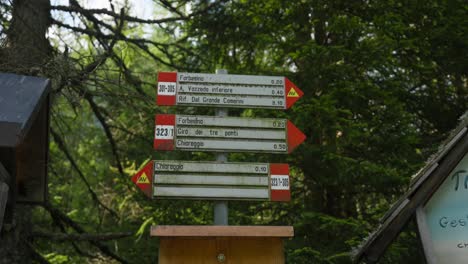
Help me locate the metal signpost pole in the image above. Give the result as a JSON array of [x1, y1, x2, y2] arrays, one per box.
[[214, 69, 228, 226]]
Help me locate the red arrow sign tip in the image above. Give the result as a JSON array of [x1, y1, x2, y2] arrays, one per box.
[[285, 78, 304, 109], [132, 161, 154, 198], [287, 120, 306, 153]]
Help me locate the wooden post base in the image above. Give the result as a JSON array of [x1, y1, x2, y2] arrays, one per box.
[[151, 225, 294, 264]]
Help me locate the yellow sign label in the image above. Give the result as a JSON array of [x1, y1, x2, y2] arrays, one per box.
[[287, 87, 299, 97], [137, 172, 150, 184]]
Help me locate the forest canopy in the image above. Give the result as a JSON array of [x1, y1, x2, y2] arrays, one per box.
[[0, 0, 466, 263]]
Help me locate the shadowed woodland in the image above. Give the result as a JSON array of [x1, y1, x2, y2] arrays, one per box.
[[0, 0, 466, 263]]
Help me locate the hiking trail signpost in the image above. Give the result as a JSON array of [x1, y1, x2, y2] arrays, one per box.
[[132, 70, 305, 263], [156, 72, 303, 109], [132, 160, 291, 201], [153, 114, 306, 153]]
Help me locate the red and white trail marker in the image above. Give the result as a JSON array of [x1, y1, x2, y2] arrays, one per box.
[[157, 72, 303, 109], [153, 114, 306, 154], [132, 160, 291, 202]]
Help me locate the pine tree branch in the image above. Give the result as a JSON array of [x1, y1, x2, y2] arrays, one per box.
[[50, 18, 178, 69], [53, 1, 198, 71], [51, 4, 189, 24], [53, 8, 129, 182], [43, 202, 129, 264], [51, 0, 219, 70], [31, 231, 133, 241], [77, 91, 126, 178], [51, 18, 172, 48], [159, 0, 186, 18], [25, 241, 51, 264], [110, 53, 148, 97], [51, 0, 226, 25], [43, 189, 97, 258], [50, 128, 120, 219]]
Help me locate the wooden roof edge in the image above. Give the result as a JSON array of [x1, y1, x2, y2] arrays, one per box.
[[378, 118, 467, 227], [351, 228, 380, 263], [380, 114, 468, 223], [410, 112, 468, 186], [352, 113, 468, 263], [353, 132, 468, 263], [351, 198, 410, 263], [15, 77, 51, 146]]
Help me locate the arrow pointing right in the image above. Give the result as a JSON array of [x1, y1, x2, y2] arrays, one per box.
[[285, 78, 304, 109], [287, 120, 306, 153], [153, 114, 306, 154]]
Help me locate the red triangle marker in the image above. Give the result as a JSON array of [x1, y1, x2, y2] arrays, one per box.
[[285, 78, 304, 109], [131, 161, 154, 198], [287, 120, 306, 153]]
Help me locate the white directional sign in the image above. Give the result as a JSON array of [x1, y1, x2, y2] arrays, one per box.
[[157, 72, 304, 109], [132, 160, 290, 201], [154, 114, 306, 153], [134, 71, 306, 205]]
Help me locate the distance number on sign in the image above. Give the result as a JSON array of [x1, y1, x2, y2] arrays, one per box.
[[271, 99, 284, 106], [272, 120, 286, 128], [254, 166, 268, 173], [271, 79, 283, 85], [272, 89, 284, 96], [273, 143, 287, 150]]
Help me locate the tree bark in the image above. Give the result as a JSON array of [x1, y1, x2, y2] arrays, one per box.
[[0, 0, 51, 263], [1, 0, 52, 74]]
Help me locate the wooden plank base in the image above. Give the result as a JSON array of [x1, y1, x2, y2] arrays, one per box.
[[153, 225, 293, 264], [159, 237, 284, 264]]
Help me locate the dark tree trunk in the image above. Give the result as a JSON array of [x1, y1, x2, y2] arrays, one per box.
[[1, 0, 52, 74], [0, 0, 51, 263]]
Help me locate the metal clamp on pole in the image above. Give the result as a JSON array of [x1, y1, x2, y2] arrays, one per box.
[[214, 69, 228, 226]]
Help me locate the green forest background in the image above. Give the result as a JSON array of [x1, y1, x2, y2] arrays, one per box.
[[0, 0, 467, 263]]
